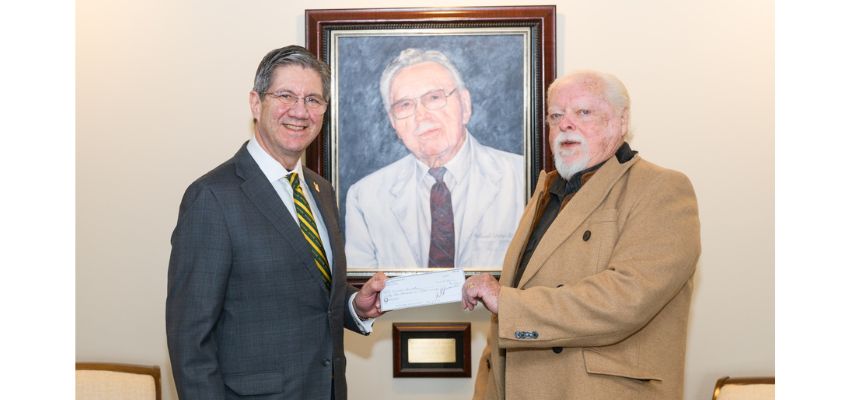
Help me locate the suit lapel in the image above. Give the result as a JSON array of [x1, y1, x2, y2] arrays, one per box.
[[516, 155, 639, 288], [388, 156, 424, 264], [457, 137, 501, 256], [302, 170, 346, 293], [499, 171, 550, 287], [305, 174, 340, 248], [234, 145, 329, 295]]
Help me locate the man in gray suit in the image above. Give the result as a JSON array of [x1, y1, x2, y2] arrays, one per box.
[[166, 45, 386, 400]]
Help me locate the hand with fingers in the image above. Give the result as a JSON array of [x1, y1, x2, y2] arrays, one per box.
[[354, 272, 388, 319], [461, 273, 501, 314]]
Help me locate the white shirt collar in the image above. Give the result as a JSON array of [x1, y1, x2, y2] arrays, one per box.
[[415, 131, 472, 186], [247, 137, 305, 183]]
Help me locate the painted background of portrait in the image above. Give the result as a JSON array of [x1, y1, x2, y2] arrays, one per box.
[[335, 34, 525, 225]]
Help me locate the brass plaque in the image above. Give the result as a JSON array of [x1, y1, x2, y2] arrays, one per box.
[[392, 322, 471, 377], [407, 338, 457, 363]]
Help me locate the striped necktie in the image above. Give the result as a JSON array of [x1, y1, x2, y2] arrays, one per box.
[[287, 172, 331, 289]]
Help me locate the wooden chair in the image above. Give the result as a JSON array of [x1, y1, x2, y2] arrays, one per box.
[[712, 376, 774, 400], [76, 362, 161, 400]]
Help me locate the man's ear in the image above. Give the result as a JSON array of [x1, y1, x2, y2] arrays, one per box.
[[249, 91, 262, 121], [620, 108, 630, 137], [460, 88, 472, 125]]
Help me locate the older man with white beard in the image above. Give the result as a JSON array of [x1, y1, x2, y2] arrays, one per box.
[[461, 70, 702, 400]]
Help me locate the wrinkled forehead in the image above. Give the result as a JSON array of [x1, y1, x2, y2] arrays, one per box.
[[390, 62, 456, 97], [550, 78, 610, 109], [270, 65, 323, 94], [556, 74, 606, 95]]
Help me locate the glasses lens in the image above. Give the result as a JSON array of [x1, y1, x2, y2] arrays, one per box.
[[279, 94, 297, 106], [305, 97, 326, 110], [422, 90, 448, 110], [392, 99, 415, 119], [391, 89, 453, 119]]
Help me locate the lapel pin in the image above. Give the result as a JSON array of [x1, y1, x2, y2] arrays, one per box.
[[313, 182, 320, 193]]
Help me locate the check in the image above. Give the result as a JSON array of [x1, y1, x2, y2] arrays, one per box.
[[380, 269, 465, 311]]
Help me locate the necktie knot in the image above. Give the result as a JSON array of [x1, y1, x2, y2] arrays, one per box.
[[429, 167, 447, 183], [287, 172, 301, 190]]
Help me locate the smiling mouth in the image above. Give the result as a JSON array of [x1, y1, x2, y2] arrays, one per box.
[[283, 123, 308, 131]]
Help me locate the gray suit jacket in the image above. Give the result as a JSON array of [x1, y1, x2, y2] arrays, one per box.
[[166, 142, 363, 400]]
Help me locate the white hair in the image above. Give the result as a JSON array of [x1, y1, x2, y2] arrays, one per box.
[[379, 48, 466, 113]]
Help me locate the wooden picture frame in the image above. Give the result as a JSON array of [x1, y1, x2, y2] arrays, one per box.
[[305, 6, 556, 283]]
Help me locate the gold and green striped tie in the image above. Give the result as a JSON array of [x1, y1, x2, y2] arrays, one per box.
[[287, 172, 331, 289]]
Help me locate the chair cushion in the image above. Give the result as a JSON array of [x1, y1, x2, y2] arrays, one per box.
[[76, 370, 157, 400], [717, 383, 774, 400]]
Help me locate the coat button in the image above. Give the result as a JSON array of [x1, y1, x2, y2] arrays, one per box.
[[583, 230, 591, 241], [530, 331, 539, 339], [552, 347, 563, 354], [515, 331, 524, 339], [323, 359, 331, 366]]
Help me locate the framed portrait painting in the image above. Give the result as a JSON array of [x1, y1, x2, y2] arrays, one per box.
[[305, 6, 556, 282]]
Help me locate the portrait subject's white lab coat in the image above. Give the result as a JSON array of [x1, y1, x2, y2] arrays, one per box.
[[345, 134, 525, 270]]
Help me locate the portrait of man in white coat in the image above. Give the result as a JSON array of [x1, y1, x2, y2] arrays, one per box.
[[345, 48, 525, 270]]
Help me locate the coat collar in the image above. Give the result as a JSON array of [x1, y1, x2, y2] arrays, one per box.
[[514, 153, 640, 288]]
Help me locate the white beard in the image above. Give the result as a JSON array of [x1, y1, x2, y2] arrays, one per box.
[[552, 131, 590, 180]]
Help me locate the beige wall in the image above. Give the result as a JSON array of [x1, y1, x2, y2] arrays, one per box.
[[76, 0, 774, 399]]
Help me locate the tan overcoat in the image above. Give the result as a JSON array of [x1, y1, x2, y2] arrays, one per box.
[[474, 154, 701, 400]]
